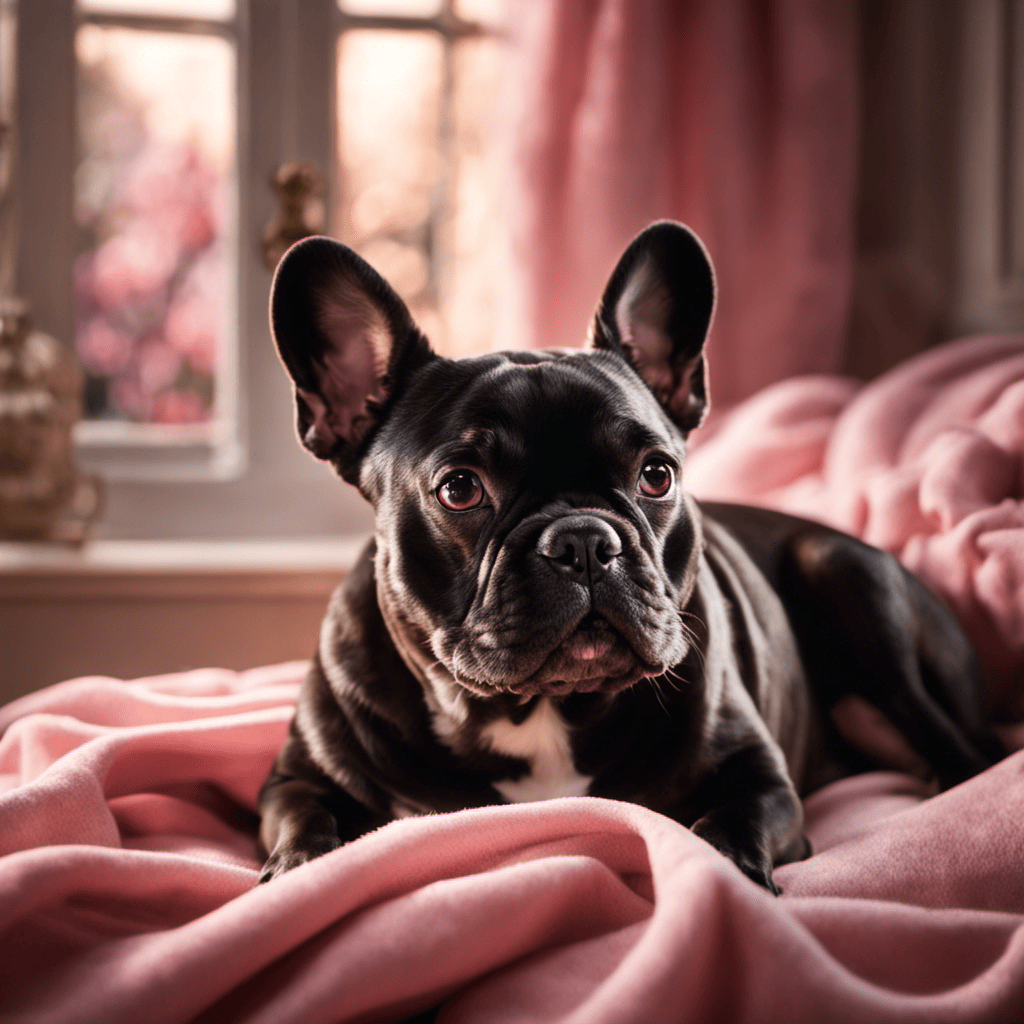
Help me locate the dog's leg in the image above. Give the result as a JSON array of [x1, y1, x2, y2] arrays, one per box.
[[685, 744, 806, 894], [258, 733, 387, 883], [781, 532, 998, 788]]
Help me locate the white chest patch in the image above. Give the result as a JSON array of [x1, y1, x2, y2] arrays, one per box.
[[480, 699, 593, 803]]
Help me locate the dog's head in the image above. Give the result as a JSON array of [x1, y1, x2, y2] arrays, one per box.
[[271, 222, 715, 703]]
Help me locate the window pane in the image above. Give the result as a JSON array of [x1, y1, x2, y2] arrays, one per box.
[[336, 29, 442, 313], [339, 0, 442, 17], [445, 35, 512, 356], [77, 0, 235, 19], [74, 26, 234, 428], [454, 0, 507, 28]]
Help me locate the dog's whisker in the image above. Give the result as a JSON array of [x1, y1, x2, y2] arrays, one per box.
[[662, 667, 688, 692], [649, 677, 670, 716]]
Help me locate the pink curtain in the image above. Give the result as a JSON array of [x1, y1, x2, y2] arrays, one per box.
[[509, 0, 860, 411]]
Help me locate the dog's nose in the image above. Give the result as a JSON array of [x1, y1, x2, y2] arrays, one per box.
[[537, 516, 623, 585]]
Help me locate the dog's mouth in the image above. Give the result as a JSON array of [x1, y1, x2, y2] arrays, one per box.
[[503, 612, 649, 697], [557, 612, 620, 662]]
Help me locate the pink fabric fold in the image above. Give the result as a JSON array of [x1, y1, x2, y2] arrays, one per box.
[[3, 661, 1024, 1024], [3, 336, 1024, 1022], [2, 663, 1024, 1020], [687, 334, 1024, 715]]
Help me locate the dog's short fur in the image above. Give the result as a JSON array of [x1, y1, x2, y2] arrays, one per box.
[[259, 222, 998, 891]]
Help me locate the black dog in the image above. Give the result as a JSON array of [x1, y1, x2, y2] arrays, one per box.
[[259, 221, 997, 891]]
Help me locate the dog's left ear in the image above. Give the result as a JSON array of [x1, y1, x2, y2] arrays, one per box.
[[589, 221, 716, 434]]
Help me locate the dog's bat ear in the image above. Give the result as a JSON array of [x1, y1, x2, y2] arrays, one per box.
[[589, 221, 716, 435], [270, 236, 435, 479]]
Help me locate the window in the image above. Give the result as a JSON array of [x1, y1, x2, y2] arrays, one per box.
[[13, 0, 510, 536], [74, 0, 239, 459], [333, 0, 510, 357]]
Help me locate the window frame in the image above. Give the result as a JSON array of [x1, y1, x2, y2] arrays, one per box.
[[19, 0, 245, 481], [15, 0, 356, 538], [12, 0, 501, 539]]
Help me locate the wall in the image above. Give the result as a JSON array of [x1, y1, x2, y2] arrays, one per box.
[[849, 0, 1024, 379]]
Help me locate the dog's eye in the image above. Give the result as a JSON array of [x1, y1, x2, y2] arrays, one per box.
[[637, 459, 673, 498], [436, 471, 486, 511]]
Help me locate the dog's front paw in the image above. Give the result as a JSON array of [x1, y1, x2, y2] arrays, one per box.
[[259, 834, 343, 883], [691, 816, 779, 895]]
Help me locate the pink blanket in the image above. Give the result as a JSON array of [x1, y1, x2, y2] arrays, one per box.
[[2, 336, 1023, 1023], [687, 334, 1024, 717]]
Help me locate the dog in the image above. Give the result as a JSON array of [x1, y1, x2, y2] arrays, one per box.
[[258, 221, 998, 892]]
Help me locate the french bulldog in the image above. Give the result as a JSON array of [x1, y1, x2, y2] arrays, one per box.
[[258, 221, 998, 892]]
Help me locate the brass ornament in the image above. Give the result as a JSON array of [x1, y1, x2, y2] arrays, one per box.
[[0, 297, 102, 542], [261, 161, 326, 271]]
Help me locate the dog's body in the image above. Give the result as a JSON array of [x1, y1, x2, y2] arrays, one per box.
[[259, 223, 998, 891]]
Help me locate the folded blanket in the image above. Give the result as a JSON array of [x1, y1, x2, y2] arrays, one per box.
[[2, 336, 1023, 1024]]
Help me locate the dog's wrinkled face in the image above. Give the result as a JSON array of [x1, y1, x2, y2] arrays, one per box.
[[270, 221, 716, 704], [367, 347, 700, 697]]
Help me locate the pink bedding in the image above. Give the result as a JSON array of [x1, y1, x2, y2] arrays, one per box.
[[2, 335, 1023, 1023], [687, 334, 1024, 717]]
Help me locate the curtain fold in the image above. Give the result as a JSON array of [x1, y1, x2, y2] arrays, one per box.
[[509, 0, 859, 411]]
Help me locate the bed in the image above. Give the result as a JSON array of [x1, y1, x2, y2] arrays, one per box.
[[2, 335, 1022, 1023]]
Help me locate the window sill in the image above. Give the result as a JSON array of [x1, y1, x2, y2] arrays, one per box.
[[0, 537, 367, 599], [74, 421, 246, 483]]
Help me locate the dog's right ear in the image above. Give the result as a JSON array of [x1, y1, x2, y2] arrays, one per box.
[[270, 236, 434, 481]]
